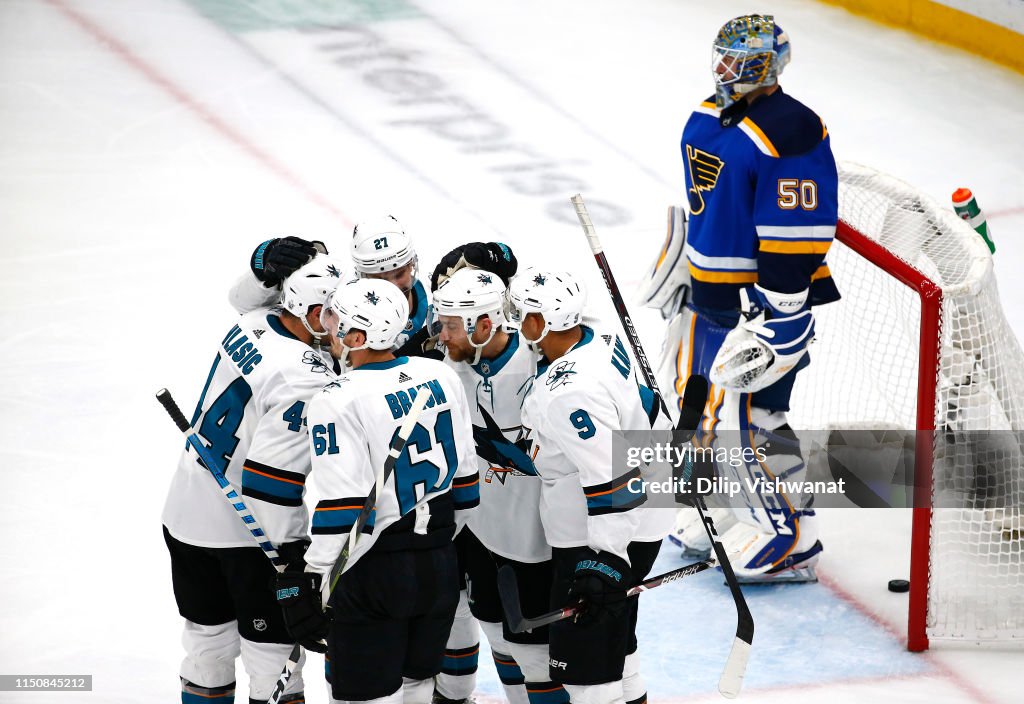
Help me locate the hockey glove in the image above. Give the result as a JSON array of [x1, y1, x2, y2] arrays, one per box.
[[250, 236, 326, 286], [273, 571, 330, 653], [430, 242, 518, 291], [673, 444, 716, 507], [277, 539, 312, 572], [568, 550, 632, 626], [710, 285, 815, 393]]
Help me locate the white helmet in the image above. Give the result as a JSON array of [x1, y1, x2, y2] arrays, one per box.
[[351, 215, 418, 276], [507, 268, 586, 344], [432, 267, 508, 364], [321, 278, 409, 365], [281, 255, 351, 341]]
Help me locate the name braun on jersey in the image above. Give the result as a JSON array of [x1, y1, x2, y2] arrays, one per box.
[[384, 379, 447, 419]]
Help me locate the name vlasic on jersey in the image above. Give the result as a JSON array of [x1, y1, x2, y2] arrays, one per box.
[[161, 308, 336, 549], [681, 88, 841, 312]]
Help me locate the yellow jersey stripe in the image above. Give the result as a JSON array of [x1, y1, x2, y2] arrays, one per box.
[[740, 117, 780, 157], [688, 263, 759, 284], [811, 264, 832, 280], [758, 239, 834, 255]]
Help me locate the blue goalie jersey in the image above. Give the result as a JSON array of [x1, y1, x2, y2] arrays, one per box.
[[680, 87, 841, 311]]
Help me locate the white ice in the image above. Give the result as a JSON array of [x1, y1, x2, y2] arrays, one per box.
[[2, 0, 1023, 702]]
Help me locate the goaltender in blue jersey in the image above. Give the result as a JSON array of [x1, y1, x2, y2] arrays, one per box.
[[640, 14, 838, 583]]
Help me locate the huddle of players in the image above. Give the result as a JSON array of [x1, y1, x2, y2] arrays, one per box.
[[162, 216, 672, 704], [162, 12, 837, 704]]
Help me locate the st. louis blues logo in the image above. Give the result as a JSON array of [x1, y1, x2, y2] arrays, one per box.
[[686, 145, 724, 215], [546, 360, 576, 389], [365, 291, 380, 305], [532, 273, 547, 286]]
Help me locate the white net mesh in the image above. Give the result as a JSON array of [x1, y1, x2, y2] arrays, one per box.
[[790, 162, 1024, 644]]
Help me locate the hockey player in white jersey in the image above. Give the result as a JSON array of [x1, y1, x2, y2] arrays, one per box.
[[508, 269, 673, 704], [272, 277, 480, 704], [431, 265, 569, 704], [351, 215, 431, 355], [227, 235, 327, 314], [161, 254, 346, 704], [228, 219, 431, 356]]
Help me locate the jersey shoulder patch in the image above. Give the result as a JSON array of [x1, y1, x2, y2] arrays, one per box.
[[741, 90, 827, 158]]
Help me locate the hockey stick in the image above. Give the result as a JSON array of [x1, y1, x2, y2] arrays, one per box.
[[265, 389, 431, 704], [156, 388, 286, 568], [157, 389, 304, 702], [571, 195, 753, 699], [498, 555, 717, 633], [328, 389, 431, 591]]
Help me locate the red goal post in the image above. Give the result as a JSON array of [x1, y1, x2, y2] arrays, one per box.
[[789, 162, 1024, 651]]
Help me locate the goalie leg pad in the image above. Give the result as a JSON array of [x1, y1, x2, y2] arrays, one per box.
[[712, 399, 823, 577], [657, 306, 695, 420], [669, 506, 737, 558]]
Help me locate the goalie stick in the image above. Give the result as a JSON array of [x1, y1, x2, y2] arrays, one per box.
[[498, 555, 717, 633], [265, 390, 431, 704], [571, 194, 753, 699]]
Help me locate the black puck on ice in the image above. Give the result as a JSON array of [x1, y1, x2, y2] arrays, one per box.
[[888, 579, 910, 593]]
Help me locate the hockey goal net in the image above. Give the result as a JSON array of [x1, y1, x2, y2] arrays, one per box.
[[788, 162, 1024, 650]]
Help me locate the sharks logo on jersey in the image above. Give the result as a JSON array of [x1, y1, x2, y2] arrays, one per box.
[[686, 144, 724, 215], [546, 361, 577, 390], [302, 350, 331, 374], [473, 407, 537, 482]]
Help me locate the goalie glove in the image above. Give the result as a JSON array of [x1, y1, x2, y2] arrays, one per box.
[[709, 285, 815, 394], [638, 206, 690, 319]]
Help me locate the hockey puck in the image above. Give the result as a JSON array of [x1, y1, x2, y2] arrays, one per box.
[[888, 579, 910, 593]]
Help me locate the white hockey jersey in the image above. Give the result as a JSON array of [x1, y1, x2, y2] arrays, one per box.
[[162, 308, 335, 548], [522, 326, 674, 562], [227, 270, 429, 352], [303, 356, 480, 577], [447, 332, 549, 563]]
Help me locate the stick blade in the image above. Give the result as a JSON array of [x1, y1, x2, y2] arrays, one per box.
[[717, 636, 752, 699], [496, 565, 526, 633]]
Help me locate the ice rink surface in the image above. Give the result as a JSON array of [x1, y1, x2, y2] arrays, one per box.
[[2, 0, 1023, 701]]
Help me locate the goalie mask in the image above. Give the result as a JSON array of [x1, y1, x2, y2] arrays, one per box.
[[281, 255, 351, 342], [506, 268, 586, 345], [432, 267, 508, 365], [712, 14, 790, 109], [320, 278, 409, 367]]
